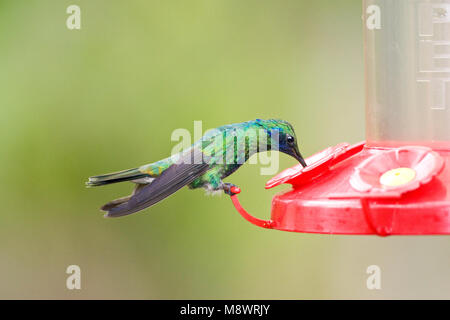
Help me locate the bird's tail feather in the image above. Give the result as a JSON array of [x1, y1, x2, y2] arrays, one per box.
[[100, 195, 131, 211], [86, 168, 149, 187], [100, 183, 147, 214]]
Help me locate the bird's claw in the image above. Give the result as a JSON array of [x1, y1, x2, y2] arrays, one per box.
[[223, 183, 241, 196]]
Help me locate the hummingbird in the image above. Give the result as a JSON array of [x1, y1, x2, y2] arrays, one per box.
[[87, 119, 306, 218]]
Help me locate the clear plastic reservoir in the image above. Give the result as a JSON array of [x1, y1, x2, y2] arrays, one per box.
[[364, 0, 450, 148]]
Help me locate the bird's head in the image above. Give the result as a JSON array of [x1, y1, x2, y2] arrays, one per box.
[[256, 119, 307, 167]]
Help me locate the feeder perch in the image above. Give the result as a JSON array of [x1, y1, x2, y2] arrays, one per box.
[[230, 0, 450, 236]]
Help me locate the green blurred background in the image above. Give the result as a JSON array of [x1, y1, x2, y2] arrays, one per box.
[[0, 0, 448, 299]]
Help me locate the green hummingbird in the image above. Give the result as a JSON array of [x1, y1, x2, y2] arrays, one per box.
[[87, 119, 306, 217]]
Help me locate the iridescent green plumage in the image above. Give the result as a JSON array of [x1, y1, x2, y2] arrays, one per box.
[[87, 119, 306, 217]]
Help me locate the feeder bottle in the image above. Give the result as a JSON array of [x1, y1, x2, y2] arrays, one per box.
[[365, 0, 450, 148]]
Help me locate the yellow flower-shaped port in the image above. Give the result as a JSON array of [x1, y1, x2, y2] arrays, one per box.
[[350, 146, 444, 196], [379, 168, 416, 187]]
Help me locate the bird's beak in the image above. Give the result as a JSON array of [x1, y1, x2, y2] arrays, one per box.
[[293, 148, 307, 168]]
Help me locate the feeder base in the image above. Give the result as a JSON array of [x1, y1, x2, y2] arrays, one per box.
[[270, 144, 450, 235]]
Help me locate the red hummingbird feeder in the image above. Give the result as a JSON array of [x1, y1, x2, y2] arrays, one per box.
[[230, 0, 450, 236]]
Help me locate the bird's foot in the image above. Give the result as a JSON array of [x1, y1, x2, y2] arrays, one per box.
[[223, 183, 241, 196]]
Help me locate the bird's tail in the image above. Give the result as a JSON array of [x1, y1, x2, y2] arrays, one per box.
[[86, 168, 149, 187]]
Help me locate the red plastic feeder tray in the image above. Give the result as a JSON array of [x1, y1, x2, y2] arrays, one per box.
[[230, 142, 450, 236], [230, 1, 450, 236]]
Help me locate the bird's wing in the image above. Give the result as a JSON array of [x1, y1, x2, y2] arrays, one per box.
[[104, 149, 210, 218]]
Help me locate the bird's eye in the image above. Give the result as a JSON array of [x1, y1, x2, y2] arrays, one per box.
[[287, 135, 295, 145]]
